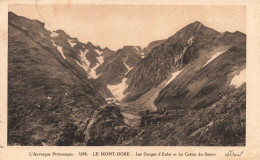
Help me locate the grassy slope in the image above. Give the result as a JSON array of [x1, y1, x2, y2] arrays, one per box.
[[120, 84, 245, 146], [8, 16, 105, 145]]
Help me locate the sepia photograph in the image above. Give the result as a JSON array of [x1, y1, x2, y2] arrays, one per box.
[[7, 4, 246, 147]]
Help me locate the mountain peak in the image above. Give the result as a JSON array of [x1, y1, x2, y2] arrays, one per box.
[[87, 41, 94, 47], [191, 21, 203, 29], [103, 47, 112, 52], [121, 45, 141, 50], [194, 21, 202, 25], [54, 29, 67, 36]]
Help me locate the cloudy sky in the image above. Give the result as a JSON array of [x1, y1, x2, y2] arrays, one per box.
[[9, 5, 246, 50]]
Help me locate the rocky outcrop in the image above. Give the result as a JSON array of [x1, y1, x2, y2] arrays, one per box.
[[84, 104, 129, 145], [55, 123, 78, 146], [74, 119, 90, 143]]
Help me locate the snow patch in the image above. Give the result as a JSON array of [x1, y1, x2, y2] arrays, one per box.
[[78, 48, 103, 79], [196, 23, 202, 32], [107, 78, 128, 101], [55, 46, 66, 59], [230, 68, 246, 88], [134, 46, 140, 51], [51, 40, 66, 59], [79, 49, 90, 66], [50, 32, 59, 37], [124, 63, 132, 71], [87, 54, 104, 79], [105, 98, 114, 101], [125, 70, 132, 76], [166, 70, 182, 85], [105, 98, 116, 104], [89, 63, 100, 79], [95, 49, 102, 55], [124, 63, 133, 75], [75, 59, 90, 73], [203, 49, 228, 67], [187, 36, 194, 45], [76, 49, 91, 74], [141, 52, 145, 58], [67, 39, 77, 48], [47, 96, 52, 100], [96, 56, 104, 65]]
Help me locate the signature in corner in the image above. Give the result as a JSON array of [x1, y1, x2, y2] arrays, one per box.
[[225, 150, 243, 157]]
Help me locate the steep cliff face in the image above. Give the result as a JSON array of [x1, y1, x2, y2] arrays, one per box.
[[8, 12, 106, 145]]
